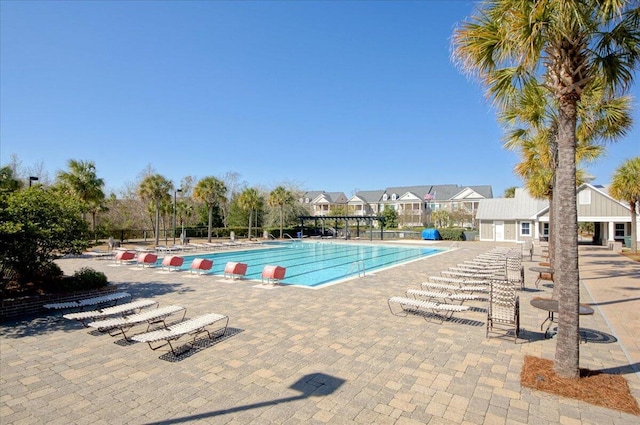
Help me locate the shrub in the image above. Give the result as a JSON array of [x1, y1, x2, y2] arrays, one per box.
[[71, 267, 108, 291], [438, 228, 465, 241]]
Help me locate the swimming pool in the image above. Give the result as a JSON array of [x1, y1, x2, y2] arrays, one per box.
[[180, 241, 443, 287]]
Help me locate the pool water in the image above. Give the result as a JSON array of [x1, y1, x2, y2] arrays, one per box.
[[180, 241, 443, 287]]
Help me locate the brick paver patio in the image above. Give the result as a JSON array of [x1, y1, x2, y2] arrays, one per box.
[[1, 241, 638, 424]]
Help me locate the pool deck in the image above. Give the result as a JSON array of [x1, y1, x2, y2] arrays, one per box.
[[1, 241, 638, 424]]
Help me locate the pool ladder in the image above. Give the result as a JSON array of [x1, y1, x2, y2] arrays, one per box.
[[346, 260, 366, 278]]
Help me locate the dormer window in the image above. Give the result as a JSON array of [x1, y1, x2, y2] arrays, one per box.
[[391, 193, 397, 201], [382, 194, 388, 201], [305, 198, 310, 203]]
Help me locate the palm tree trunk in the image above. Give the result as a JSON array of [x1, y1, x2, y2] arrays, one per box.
[[553, 98, 581, 379], [155, 202, 161, 246], [280, 205, 284, 239], [248, 210, 253, 240], [207, 205, 213, 243], [630, 202, 638, 254]]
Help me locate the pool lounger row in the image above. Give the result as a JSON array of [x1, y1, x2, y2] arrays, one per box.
[[43, 292, 131, 311], [387, 296, 469, 321], [63, 299, 158, 326]]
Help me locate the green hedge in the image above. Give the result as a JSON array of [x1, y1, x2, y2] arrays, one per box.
[[437, 228, 465, 241]]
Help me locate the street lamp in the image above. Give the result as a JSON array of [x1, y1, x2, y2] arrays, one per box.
[[29, 176, 39, 187], [173, 188, 183, 245]]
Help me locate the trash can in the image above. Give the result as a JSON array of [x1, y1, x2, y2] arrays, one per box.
[[624, 236, 632, 248], [296, 232, 302, 239]]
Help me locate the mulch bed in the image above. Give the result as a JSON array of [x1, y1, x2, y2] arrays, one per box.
[[521, 355, 639, 415]]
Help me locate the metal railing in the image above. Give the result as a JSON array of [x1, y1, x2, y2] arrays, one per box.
[[345, 260, 366, 279]]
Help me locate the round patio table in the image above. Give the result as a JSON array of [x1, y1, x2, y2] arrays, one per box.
[[529, 266, 554, 288], [530, 297, 594, 338]]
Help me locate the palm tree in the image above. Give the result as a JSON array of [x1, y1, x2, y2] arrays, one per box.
[[193, 177, 227, 243], [609, 157, 640, 254], [137, 174, 173, 246], [238, 188, 262, 240], [503, 78, 631, 287], [268, 186, 294, 239], [56, 159, 106, 235], [453, 1, 640, 378]]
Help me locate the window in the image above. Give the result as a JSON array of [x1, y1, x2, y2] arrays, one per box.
[[520, 222, 531, 236], [579, 190, 591, 205], [382, 194, 388, 201], [391, 193, 397, 201], [615, 223, 625, 237], [542, 223, 549, 236]]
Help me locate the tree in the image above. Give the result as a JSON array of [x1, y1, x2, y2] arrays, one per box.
[[503, 187, 516, 198], [502, 77, 632, 282], [381, 206, 398, 229], [268, 186, 294, 239], [137, 174, 173, 246], [193, 177, 227, 243], [0, 187, 88, 287], [237, 188, 262, 239], [609, 157, 640, 253], [0, 166, 23, 193], [453, 1, 639, 378], [56, 159, 106, 236], [431, 210, 449, 228]]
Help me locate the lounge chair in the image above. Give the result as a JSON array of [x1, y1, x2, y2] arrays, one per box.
[[132, 313, 229, 355], [162, 255, 184, 271], [190, 258, 213, 275], [44, 292, 131, 312], [137, 252, 158, 268], [427, 276, 488, 287], [114, 250, 136, 264], [406, 289, 479, 304], [224, 262, 247, 280], [387, 296, 469, 321], [486, 280, 520, 342], [421, 282, 487, 294], [63, 299, 158, 326], [261, 265, 286, 285], [87, 305, 187, 341]]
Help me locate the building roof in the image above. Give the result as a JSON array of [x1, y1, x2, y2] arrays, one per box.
[[349, 190, 385, 203], [476, 188, 548, 220]]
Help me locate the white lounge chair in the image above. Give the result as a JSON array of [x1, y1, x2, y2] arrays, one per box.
[[406, 289, 479, 304], [421, 282, 487, 294], [486, 280, 520, 342], [387, 296, 469, 321], [44, 292, 131, 312], [132, 313, 229, 355], [87, 305, 186, 341], [63, 299, 158, 326]]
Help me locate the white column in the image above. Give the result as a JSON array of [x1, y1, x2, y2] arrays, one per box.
[[607, 221, 615, 242]]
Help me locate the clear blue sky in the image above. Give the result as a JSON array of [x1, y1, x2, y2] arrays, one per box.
[[1, 1, 638, 197]]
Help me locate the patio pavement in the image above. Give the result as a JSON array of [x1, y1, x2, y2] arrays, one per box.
[[1, 241, 638, 424]]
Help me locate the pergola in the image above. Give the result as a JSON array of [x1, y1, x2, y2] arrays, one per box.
[[297, 215, 386, 241]]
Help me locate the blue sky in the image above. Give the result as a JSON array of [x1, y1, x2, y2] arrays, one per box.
[[1, 1, 638, 198]]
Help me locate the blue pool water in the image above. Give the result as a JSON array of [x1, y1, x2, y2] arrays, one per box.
[[179, 241, 443, 287]]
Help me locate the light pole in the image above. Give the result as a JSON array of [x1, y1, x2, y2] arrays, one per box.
[[29, 176, 39, 187], [173, 188, 183, 245]]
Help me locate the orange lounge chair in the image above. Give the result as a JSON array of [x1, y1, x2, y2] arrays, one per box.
[[137, 252, 158, 268], [114, 250, 136, 264], [224, 262, 248, 280], [261, 265, 286, 285], [162, 255, 184, 271], [190, 258, 213, 275]]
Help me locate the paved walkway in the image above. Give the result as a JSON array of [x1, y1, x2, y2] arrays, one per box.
[[1, 241, 638, 424]]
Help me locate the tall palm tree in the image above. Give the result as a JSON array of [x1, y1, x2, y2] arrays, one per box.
[[137, 174, 173, 246], [193, 177, 227, 243], [609, 157, 640, 254], [503, 78, 631, 286], [56, 159, 106, 235], [453, 1, 640, 378], [238, 188, 262, 240], [268, 186, 294, 239]]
